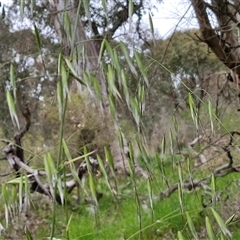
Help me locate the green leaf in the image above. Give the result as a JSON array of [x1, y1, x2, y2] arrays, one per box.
[[19, 175, 24, 212], [64, 12, 72, 38], [186, 211, 198, 239], [178, 183, 183, 212], [211, 208, 232, 238], [89, 170, 98, 205], [107, 65, 121, 99], [101, 0, 107, 15], [65, 58, 86, 86], [91, 74, 102, 100], [225, 214, 235, 225], [2, 184, 9, 226], [177, 231, 185, 240], [128, 142, 134, 160], [104, 147, 114, 170], [57, 52, 62, 75], [30, 0, 35, 16], [109, 94, 116, 119], [83, 71, 94, 96], [62, 139, 72, 161], [113, 48, 121, 76], [26, 228, 34, 240], [104, 38, 114, 61], [169, 128, 173, 154], [6, 90, 20, 129], [44, 153, 56, 195], [69, 72, 86, 86], [20, 0, 25, 19], [83, 0, 90, 19], [121, 70, 130, 108], [117, 128, 124, 148], [128, 0, 134, 18], [173, 114, 178, 132], [98, 38, 106, 63], [57, 81, 63, 117], [130, 97, 140, 127], [61, 63, 70, 98], [63, 150, 97, 166], [148, 13, 154, 37], [134, 50, 149, 86], [188, 93, 198, 129], [7, 175, 29, 184], [120, 42, 137, 76], [137, 85, 145, 103], [205, 216, 215, 240], [10, 64, 16, 99], [211, 174, 216, 194], [161, 134, 166, 155], [34, 24, 42, 50]]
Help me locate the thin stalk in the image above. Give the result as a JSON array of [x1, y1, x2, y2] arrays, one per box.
[[51, 73, 68, 240]]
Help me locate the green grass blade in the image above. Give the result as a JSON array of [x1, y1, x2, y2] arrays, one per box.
[[130, 97, 140, 128], [177, 231, 185, 240], [6, 90, 20, 129], [188, 93, 198, 129], [34, 24, 42, 50], [62, 138, 72, 161], [161, 134, 166, 155], [148, 13, 154, 39], [134, 50, 149, 86], [26, 228, 34, 240], [107, 65, 121, 99], [98, 38, 106, 63], [101, 0, 107, 17], [10, 64, 16, 99], [91, 73, 102, 100], [44, 153, 56, 196], [30, 0, 35, 16], [65, 58, 86, 86], [208, 100, 214, 133], [225, 214, 235, 225], [121, 70, 130, 108], [186, 211, 198, 240], [113, 49, 121, 77], [83, 0, 90, 19], [109, 94, 116, 119], [20, 0, 25, 19], [120, 42, 137, 76], [211, 208, 232, 238], [206, 216, 215, 240], [104, 147, 114, 170], [64, 11, 72, 38], [57, 81, 63, 117], [128, 0, 133, 17], [2, 184, 10, 227], [61, 63, 70, 98], [19, 175, 23, 212]]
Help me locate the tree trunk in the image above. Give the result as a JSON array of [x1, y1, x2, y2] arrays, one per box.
[[191, 0, 240, 87], [46, 1, 148, 177]]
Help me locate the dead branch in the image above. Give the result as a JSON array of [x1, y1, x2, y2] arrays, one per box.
[[3, 104, 31, 177], [159, 178, 209, 200], [1, 104, 101, 205], [159, 131, 240, 200], [14, 103, 31, 164]]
